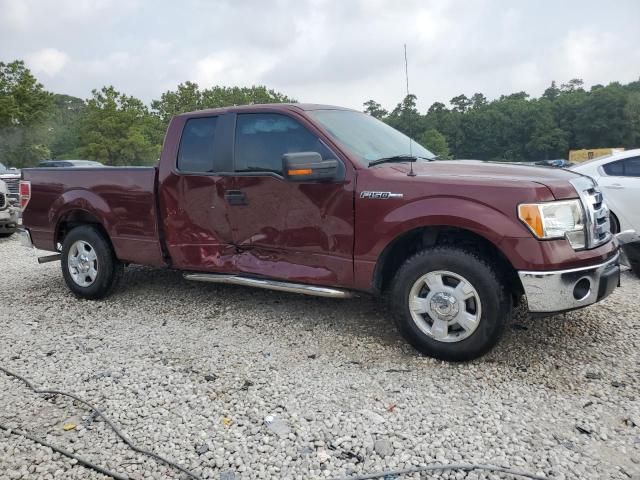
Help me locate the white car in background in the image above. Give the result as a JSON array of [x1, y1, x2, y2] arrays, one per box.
[[571, 149, 640, 277], [570, 149, 640, 235]]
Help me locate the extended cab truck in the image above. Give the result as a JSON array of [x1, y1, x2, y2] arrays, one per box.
[[19, 104, 625, 361]]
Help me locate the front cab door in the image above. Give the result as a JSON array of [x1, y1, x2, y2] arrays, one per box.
[[229, 111, 355, 288]]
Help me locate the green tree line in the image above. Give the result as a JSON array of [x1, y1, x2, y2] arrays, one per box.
[[366, 78, 640, 160], [1, 59, 639, 167], [0, 60, 294, 167]]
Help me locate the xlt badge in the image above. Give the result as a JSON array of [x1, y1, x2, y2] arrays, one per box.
[[360, 191, 404, 199]]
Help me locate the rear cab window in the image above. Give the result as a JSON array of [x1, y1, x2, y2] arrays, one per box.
[[177, 116, 219, 173]]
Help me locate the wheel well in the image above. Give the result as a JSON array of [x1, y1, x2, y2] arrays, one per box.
[[55, 210, 110, 251], [373, 226, 522, 297]]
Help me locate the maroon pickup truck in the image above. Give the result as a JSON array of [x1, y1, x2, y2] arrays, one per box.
[[20, 104, 623, 360]]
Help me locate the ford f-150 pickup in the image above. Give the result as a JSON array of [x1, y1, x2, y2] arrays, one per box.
[[19, 104, 626, 360]]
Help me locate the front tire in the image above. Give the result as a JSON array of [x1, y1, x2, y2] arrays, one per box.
[[389, 247, 511, 361], [61, 225, 123, 300]]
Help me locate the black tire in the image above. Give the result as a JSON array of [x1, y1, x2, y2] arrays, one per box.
[[61, 225, 123, 300], [389, 247, 511, 361], [609, 212, 620, 234], [623, 242, 640, 278]]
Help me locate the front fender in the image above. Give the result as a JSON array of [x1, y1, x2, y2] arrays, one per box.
[[357, 195, 530, 259], [353, 195, 532, 290]]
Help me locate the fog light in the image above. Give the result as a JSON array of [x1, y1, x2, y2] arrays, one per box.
[[573, 278, 591, 301]]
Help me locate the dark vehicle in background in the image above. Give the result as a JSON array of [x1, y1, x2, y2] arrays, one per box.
[[0, 162, 20, 205], [38, 160, 104, 168], [18, 104, 631, 361], [534, 159, 572, 168]]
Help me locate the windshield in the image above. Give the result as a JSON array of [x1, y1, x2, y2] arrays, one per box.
[[308, 109, 435, 166], [0, 162, 6, 172]]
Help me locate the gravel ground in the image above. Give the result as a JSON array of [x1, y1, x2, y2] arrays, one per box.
[[0, 234, 639, 480]]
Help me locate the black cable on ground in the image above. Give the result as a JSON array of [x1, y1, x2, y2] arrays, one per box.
[[0, 422, 128, 480], [0, 366, 201, 480], [1, 366, 549, 480], [329, 463, 548, 480]]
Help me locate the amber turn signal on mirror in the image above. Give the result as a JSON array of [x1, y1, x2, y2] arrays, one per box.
[[287, 168, 313, 176]]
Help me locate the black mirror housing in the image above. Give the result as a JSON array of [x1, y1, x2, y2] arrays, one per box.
[[282, 152, 339, 182]]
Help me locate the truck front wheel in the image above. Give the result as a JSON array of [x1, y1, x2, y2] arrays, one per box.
[[61, 225, 123, 300], [389, 247, 511, 361]]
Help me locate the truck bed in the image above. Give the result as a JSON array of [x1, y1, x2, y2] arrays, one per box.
[[22, 167, 165, 267]]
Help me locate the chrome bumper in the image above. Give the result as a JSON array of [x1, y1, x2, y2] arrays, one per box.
[[519, 252, 620, 313]]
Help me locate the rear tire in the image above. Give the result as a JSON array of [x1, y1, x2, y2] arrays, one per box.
[[61, 225, 123, 299], [389, 247, 511, 361]]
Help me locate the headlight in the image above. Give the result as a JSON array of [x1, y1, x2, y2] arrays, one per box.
[[518, 199, 586, 249]]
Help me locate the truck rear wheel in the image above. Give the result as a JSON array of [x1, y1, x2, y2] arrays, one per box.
[[389, 247, 511, 361], [61, 225, 123, 300]]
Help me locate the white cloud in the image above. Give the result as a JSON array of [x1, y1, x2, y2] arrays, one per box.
[[85, 51, 131, 75], [26, 48, 70, 76], [1, 0, 639, 108], [193, 52, 274, 88], [0, 0, 30, 30]]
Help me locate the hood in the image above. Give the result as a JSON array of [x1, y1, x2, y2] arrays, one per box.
[[387, 160, 584, 199]]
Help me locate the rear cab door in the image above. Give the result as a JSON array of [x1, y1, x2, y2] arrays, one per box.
[[157, 112, 238, 272]]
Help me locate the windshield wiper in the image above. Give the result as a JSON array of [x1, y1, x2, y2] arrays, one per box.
[[368, 155, 434, 167]]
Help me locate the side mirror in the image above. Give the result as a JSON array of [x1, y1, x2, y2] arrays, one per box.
[[282, 152, 338, 182]]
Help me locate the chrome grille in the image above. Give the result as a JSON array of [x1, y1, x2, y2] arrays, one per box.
[[570, 176, 611, 249], [1, 176, 20, 201]]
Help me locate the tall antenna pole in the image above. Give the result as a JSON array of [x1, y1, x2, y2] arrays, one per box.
[[404, 44, 410, 96], [404, 44, 416, 176]]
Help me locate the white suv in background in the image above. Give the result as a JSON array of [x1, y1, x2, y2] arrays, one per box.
[[570, 149, 640, 235], [0, 179, 19, 238]]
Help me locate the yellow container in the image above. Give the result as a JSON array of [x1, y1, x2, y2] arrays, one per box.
[[569, 148, 624, 162]]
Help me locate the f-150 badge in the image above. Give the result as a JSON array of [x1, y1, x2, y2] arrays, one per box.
[[360, 191, 404, 199]]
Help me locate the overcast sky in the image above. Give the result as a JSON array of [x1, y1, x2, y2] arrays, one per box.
[[2, 0, 639, 112]]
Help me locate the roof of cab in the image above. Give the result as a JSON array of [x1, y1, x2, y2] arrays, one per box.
[[177, 103, 356, 118]]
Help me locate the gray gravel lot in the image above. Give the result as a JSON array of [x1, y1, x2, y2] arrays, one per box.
[[0, 235, 639, 480]]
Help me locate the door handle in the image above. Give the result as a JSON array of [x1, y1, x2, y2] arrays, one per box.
[[224, 190, 247, 205], [605, 184, 624, 190]]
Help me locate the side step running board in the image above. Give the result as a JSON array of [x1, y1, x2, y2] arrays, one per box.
[[183, 273, 353, 298], [38, 254, 62, 264]]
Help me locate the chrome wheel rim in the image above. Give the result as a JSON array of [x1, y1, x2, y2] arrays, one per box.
[[68, 240, 98, 287], [408, 270, 482, 343]]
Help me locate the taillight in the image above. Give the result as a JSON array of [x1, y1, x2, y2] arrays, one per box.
[[19, 180, 31, 210]]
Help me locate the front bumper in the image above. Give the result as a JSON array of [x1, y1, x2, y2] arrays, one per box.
[[0, 208, 18, 233], [518, 251, 620, 313]]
